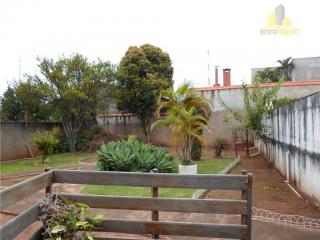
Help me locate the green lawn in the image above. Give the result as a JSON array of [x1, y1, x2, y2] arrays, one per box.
[[0, 152, 95, 174], [81, 159, 232, 198]]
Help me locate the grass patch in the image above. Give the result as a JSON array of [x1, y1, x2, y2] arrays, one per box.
[[0, 152, 95, 174], [82, 159, 232, 198]]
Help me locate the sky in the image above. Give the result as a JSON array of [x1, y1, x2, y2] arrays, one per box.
[[0, 0, 320, 94]]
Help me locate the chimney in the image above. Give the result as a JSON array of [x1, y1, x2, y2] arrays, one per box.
[[214, 66, 220, 86], [223, 68, 231, 86]]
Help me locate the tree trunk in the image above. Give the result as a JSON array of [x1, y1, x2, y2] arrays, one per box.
[[141, 118, 150, 144], [246, 129, 249, 157], [63, 120, 81, 154]]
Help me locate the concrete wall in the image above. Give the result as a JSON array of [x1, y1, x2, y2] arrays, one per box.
[[259, 92, 320, 206], [291, 57, 320, 81], [98, 82, 320, 148], [251, 56, 320, 82], [98, 115, 173, 146], [0, 122, 61, 161]]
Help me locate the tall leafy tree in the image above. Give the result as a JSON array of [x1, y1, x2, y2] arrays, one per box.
[[34, 54, 116, 152], [117, 44, 174, 141], [0, 86, 22, 121], [1, 81, 51, 122], [15, 79, 52, 121]]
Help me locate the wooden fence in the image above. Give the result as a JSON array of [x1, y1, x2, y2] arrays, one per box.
[[0, 169, 252, 240]]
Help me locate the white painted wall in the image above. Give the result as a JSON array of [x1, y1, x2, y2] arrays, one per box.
[[260, 92, 320, 207]]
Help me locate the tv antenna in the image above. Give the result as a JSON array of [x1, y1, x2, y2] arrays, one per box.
[[207, 49, 211, 85]]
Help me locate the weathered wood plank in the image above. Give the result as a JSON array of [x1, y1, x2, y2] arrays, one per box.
[[0, 171, 53, 210], [0, 204, 40, 240], [62, 194, 247, 214], [241, 170, 248, 240], [94, 219, 247, 239], [94, 238, 144, 240], [247, 173, 253, 240], [27, 226, 43, 240], [54, 170, 247, 190]]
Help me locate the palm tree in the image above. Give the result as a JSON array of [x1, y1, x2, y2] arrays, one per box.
[[151, 106, 207, 165], [156, 81, 210, 117], [152, 82, 210, 165], [277, 57, 294, 81]]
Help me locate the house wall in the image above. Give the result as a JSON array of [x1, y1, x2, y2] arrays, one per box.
[[291, 57, 320, 81], [251, 56, 320, 82], [259, 92, 320, 206], [99, 82, 320, 147]]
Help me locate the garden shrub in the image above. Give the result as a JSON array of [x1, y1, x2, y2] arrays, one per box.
[[97, 139, 178, 173], [191, 137, 202, 161], [54, 136, 69, 153], [32, 127, 59, 164], [76, 125, 105, 151], [54, 125, 106, 153]]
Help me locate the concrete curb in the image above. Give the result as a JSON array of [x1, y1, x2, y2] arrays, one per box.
[[192, 156, 241, 199]]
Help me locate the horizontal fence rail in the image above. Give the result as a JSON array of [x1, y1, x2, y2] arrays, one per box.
[[0, 169, 252, 240], [0, 170, 53, 210], [94, 218, 247, 239], [62, 193, 247, 214], [0, 203, 40, 240], [54, 169, 248, 190]]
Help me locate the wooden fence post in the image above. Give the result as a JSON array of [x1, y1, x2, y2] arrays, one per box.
[[247, 172, 253, 240], [241, 170, 248, 240], [241, 170, 252, 240], [151, 168, 159, 239], [45, 168, 52, 194]]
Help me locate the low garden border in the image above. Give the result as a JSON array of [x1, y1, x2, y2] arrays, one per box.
[[192, 156, 241, 199]]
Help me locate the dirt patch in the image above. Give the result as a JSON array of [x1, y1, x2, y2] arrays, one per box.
[[205, 151, 320, 218]]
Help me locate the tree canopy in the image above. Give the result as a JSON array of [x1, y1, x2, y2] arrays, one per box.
[[116, 44, 174, 140], [0, 54, 117, 152], [34, 54, 116, 152], [0, 80, 52, 122]]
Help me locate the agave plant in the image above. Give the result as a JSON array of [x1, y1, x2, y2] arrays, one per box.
[[97, 140, 177, 173]]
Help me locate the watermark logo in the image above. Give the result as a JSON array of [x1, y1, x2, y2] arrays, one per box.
[[260, 4, 301, 36]]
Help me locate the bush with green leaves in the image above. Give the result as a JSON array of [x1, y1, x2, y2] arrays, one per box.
[[191, 137, 202, 161], [213, 137, 227, 157], [32, 127, 59, 164], [97, 140, 178, 173], [53, 125, 105, 153], [40, 194, 102, 240], [76, 125, 105, 151]]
